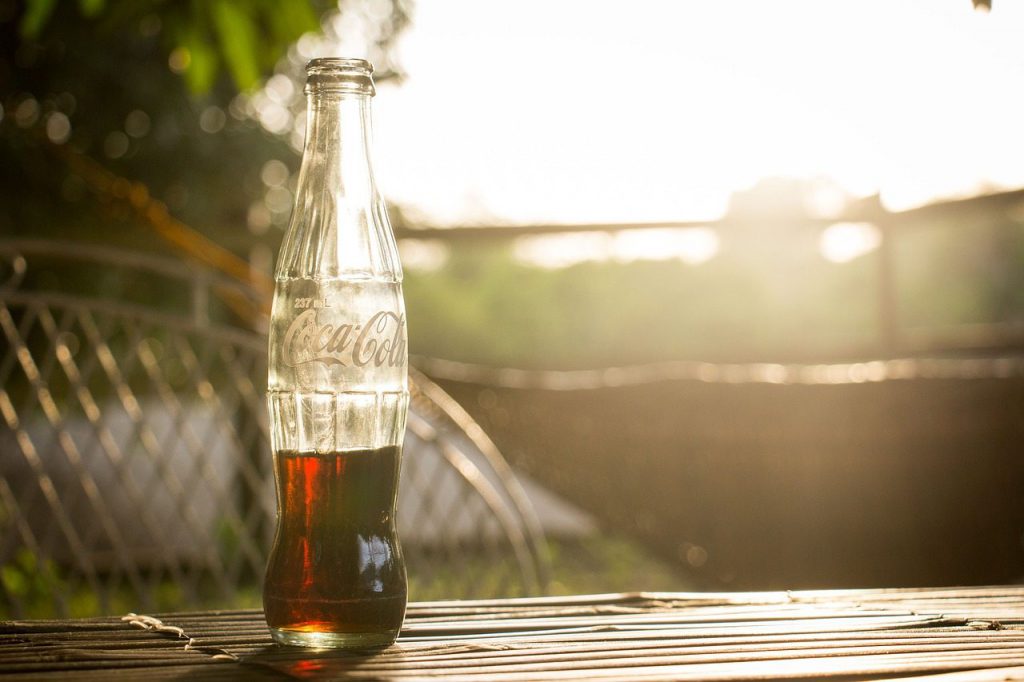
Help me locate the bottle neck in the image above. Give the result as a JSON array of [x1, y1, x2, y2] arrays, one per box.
[[300, 92, 377, 205], [277, 88, 400, 281]]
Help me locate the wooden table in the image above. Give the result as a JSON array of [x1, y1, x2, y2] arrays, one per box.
[[4, 587, 1024, 680]]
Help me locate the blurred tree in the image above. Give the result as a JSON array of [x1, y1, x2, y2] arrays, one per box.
[[18, 0, 329, 93], [0, 0, 410, 261]]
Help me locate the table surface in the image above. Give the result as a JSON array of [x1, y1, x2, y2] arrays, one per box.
[[4, 586, 1024, 680]]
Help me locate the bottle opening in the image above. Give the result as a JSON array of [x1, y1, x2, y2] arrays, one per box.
[[306, 58, 375, 96]]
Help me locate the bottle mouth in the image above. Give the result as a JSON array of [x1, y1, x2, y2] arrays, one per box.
[[305, 58, 375, 96]]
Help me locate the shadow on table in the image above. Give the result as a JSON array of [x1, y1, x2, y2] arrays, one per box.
[[163, 646, 394, 680], [226, 646, 398, 680]]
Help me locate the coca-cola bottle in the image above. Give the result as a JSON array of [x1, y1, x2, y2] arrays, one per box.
[[264, 58, 408, 649]]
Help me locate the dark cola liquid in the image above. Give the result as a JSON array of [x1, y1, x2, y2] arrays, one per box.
[[263, 446, 407, 647]]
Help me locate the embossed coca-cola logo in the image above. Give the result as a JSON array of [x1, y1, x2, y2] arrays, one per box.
[[282, 308, 405, 368]]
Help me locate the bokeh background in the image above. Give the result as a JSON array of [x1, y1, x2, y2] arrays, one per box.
[[2, 0, 1023, 616]]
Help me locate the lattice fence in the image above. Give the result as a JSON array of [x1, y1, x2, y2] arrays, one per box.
[[0, 241, 547, 617]]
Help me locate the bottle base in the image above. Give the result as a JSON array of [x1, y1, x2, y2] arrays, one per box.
[[269, 626, 400, 649]]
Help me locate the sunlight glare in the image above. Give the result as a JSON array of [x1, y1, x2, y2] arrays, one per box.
[[260, 1, 1024, 227], [398, 238, 450, 272], [513, 232, 611, 269], [371, 0, 1024, 224], [819, 222, 882, 263], [514, 228, 719, 269], [612, 228, 719, 265]]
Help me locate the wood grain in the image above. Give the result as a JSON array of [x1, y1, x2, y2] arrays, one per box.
[[3, 587, 1024, 680]]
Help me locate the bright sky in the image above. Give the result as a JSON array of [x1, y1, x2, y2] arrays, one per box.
[[367, 0, 1024, 226]]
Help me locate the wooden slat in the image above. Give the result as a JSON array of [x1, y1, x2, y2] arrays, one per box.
[[3, 587, 1024, 680]]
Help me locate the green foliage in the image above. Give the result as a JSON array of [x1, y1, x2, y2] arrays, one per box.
[[19, 0, 56, 38], [546, 536, 692, 596], [0, 0, 406, 277], [176, 21, 220, 94], [1, 549, 65, 618], [209, 1, 262, 91], [78, 0, 106, 18], [0, 536, 686, 617], [897, 219, 1024, 330], [405, 243, 884, 368], [18, 0, 324, 93], [403, 205, 1023, 368]]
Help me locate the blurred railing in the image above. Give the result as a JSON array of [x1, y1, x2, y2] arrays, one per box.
[[396, 187, 1024, 362], [412, 354, 1024, 391], [394, 188, 1024, 589], [0, 240, 549, 618]]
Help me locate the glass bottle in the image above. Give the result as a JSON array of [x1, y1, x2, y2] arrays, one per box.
[[264, 58, 408, 649]]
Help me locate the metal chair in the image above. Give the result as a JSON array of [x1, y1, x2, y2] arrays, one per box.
[[0, 240, 547, 618]]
